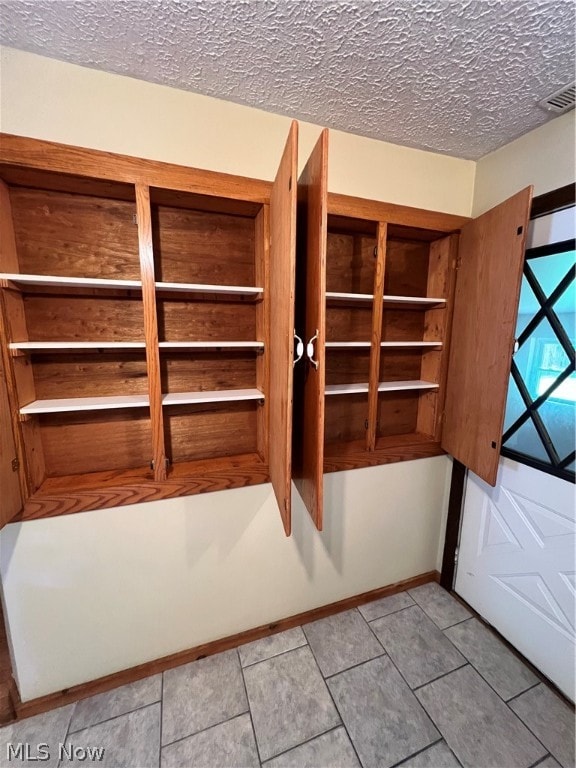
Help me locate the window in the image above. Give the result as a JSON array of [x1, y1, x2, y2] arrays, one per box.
[[502, 209, 575, 483]]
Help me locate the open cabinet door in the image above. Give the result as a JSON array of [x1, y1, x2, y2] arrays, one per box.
[[269, 122, 298, 535], [442, 187, 532, 486], [293, 129, 328, 530]]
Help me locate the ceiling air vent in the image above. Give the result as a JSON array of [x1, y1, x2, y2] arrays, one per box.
[[538, 82, 575, 114]]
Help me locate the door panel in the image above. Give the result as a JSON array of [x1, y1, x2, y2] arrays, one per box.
[[456, 457, 575, 701], [269, 122, 298, 535], [293, 129, 328, 530], [442, 188, 532, 485]]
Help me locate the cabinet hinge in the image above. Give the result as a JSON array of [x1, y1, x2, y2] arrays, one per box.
[[454, 546, 459, 565], [455, 254, 462, 270], [373, 246, 378, 258], [11, 457, 19, 472], [132, 213, 137, 225]]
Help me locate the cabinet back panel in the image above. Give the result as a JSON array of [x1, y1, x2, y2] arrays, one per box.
[[384, 240, 430, 297], [157, 300, 257, 342], [326, 232, 376, 294], [23, 296, 145, 341], [326, 306, 372, 342], [164, 403, 257, 463], [324, 394, 367, 444], [381, 310, 425, 342], [40, 410, 152, 476], [32, 353, 148, 400], [9, 188, 140, 279], [152, 206, 255, 286], [161, 353, 257, 393], [379, 350, 423, 381], [325, 350, 370, 385], [377, 392, 419, 437]]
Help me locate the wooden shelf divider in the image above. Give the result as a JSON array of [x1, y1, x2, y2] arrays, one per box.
[[10, 341, 146, 352], [325, 341, 442, 349], [366, 223, 387, 451], [135, 183, 167, 482], [155, 281, 262, 298], [158, 341, 264, 350]]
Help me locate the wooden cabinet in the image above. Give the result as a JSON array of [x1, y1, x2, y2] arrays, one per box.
[[293, 130, 532, 530], [0, 125, 298, 530], [0, 126, 531, 538]]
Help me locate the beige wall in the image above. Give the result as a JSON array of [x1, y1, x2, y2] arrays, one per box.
[[1, 46, 568, 701], [473, 110, 575, 216]]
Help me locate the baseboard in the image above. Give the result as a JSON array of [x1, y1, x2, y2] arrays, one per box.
[[10, 569, 439, 722]]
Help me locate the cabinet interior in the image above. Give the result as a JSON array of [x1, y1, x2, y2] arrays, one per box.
[[0, 168, 268, 502], [323, 214, 455, 465]]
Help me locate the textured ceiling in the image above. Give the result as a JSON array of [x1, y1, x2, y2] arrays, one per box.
[[1, 0, 574, 159]]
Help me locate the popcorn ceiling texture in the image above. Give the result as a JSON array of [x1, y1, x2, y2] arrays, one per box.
[[1, 0, 574, 159]]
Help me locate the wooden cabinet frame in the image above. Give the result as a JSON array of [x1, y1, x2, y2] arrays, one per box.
[[0, 129, 531, 538], [294, 133, 532, 529], [0, 128, 297, 526]]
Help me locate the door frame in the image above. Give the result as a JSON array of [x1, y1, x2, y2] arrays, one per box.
[[440, 182, 576, 589]]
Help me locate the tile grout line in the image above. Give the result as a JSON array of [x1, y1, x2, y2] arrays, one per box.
[[237, 647, 264, 767], [323, 651, 388, 681], [440, 615, 474, 630], [418, 663, 552, 763], [301, 632, 364, 768], [260, 724, 344, 766], [505, 680, 542, 704], [240, 639, 309, 670], [67, 699, 162, 736], [412, 662, 469, 692], [527, 753, 555, 768], [56, 700, 76, 768], [356, 599, 417, 624], [388, 736, 444, 768], [360, 618, 450, 753], [160, 710, 251, 751]]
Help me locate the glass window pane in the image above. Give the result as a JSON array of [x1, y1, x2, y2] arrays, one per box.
[[504, 375, 525, 433], [529, 250, 575, 300], [513, 316, 571, 401], [503, 417, 550, 462], [516, 276, 540, 336], [537, 398, 576, 461]]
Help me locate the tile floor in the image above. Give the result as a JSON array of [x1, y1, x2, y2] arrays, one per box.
[[1, 583, 574, 768]]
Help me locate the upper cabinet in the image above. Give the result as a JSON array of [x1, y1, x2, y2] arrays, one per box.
[[0, 126, 298, 528], [293, 130, 531, 529], [0, 127, 531, 536]]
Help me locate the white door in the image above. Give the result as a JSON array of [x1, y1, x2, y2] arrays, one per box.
[[456, 457, 575, 700]]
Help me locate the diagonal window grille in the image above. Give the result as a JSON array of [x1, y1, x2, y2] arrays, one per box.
[[502, 236, 575, 483]]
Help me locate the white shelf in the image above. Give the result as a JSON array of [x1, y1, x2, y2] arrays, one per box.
[[326, 291, 372, 303], [325, 380, 439, 396], [0, 273, 142, 291], [156, 281, 262, 298], [159, 341, 264, 350], [325, 292, 445, 308], [10, 341, 146, 352], [163, 388, 264, 406], [325, 341, 442, 349], [20, 394, 150, 414], [383, 295, 445, 307], [20, 388, 265, 414]]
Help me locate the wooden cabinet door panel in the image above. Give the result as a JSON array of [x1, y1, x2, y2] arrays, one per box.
[[442, 187, 532, 485], [0, 350, 22, 528], [293, 129, 328, 530], [269, 122, 298, 535]]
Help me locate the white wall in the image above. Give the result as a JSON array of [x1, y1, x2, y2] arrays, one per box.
[[473, 110, 576, 216], [0, 46, 489, 701]]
